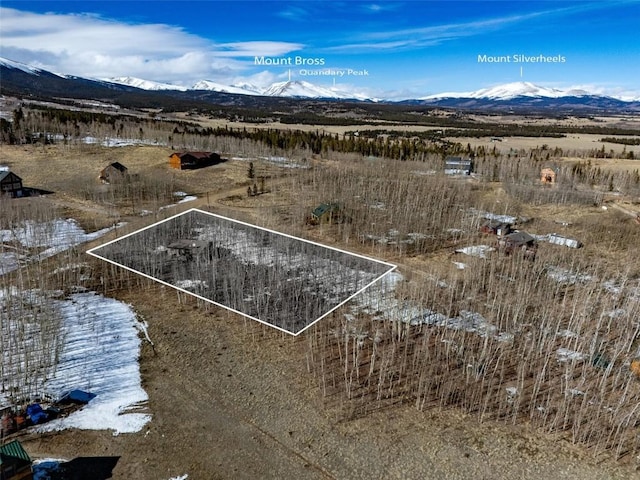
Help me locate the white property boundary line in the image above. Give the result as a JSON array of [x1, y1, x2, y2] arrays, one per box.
[[87, 208, 397, 336]]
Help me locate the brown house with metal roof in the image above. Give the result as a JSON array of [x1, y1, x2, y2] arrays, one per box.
[[169, 152, 221, 170]]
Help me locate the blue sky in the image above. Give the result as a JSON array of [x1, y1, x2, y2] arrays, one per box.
[[1, 1, 639, 99]]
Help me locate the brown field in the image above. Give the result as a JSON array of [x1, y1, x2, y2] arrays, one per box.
[[447, 134, 639, 158], [3, 131, 640, 479]]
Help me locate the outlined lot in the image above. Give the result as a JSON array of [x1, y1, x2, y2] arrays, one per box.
[[87, 208, 396, 334]]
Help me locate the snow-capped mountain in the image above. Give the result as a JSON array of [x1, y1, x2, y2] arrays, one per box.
[[261, 80, 350, 99], [167, 78, 371, 100], [191, 80, 262, 95], [106, 76, 188, 91], [108, 74, 373, 100], [0, 57, 63, 77], [422, 81, 599, 101], [102, 74, 371, 100]]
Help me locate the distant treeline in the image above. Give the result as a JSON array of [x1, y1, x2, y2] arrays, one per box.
[[600, 137, 640, 145], [3, 105, 638, 164], [181, 125, 464, 159]]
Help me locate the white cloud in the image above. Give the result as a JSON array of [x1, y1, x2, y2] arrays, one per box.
[[326, 3, 618, 54], [216, 41, 305, 57], [0, 7, 302, 85]]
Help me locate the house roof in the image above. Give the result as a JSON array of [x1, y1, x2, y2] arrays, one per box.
[[445, 156, 472, 165], [482, 219, 511, 229], [0, 171, 21, 183], [504, 231, 535, 245], [107, 162, 128, 172], [312, 203, 340, 218], [171, 152, 215, 160], [0, 440, 32, 468]]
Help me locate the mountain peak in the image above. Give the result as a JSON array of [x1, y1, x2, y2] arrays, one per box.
[[105, 76, 187, 91], [191, 80, 262, 95], [422, 81, 598, 101]]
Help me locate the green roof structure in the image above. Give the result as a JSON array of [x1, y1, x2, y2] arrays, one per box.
[[0, 439, 33, 474], [311, 202, 340, 220]]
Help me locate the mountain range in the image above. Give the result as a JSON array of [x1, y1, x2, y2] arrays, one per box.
[[107, 75, 376, 101], [1, 57, 639, 114], [104, 73, 639, 104]]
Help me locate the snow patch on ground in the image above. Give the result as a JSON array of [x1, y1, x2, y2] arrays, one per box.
[[354, 271, 512, 342], [0, 219, 125, 274], [556, 348, 587, 363], [0, 251, 21, 274], [83, 136, 165, 148], [175, 279, 208, 290], [470, 208, 518, 225], [455, 245, 494, 258], [0, 288, 150, 434], [159, 196, 198, 210], [546, 266, 593, 284], [0, 290, 151, 435], [363, 230, 431, 246]]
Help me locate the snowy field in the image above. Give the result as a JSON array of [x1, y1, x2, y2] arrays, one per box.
[[82, 136, 166, 148], [1, 289, 150, 435], [0, 218, 125, 275]]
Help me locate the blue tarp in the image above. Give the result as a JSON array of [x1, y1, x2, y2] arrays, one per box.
[[26, 403, 48, 424], [59, 389, 96, 404]]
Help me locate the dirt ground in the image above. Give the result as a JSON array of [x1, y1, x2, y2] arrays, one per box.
[[20, 286, 640, 480]]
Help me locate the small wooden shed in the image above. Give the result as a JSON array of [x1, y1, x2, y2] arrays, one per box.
[[0, 170, 23, 198], [498, 231, 537, 259], [99, 162, 128, 183], [169, 152, 221, 170], [311, 203, 342, 224], [479, 220, 512, 237]]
